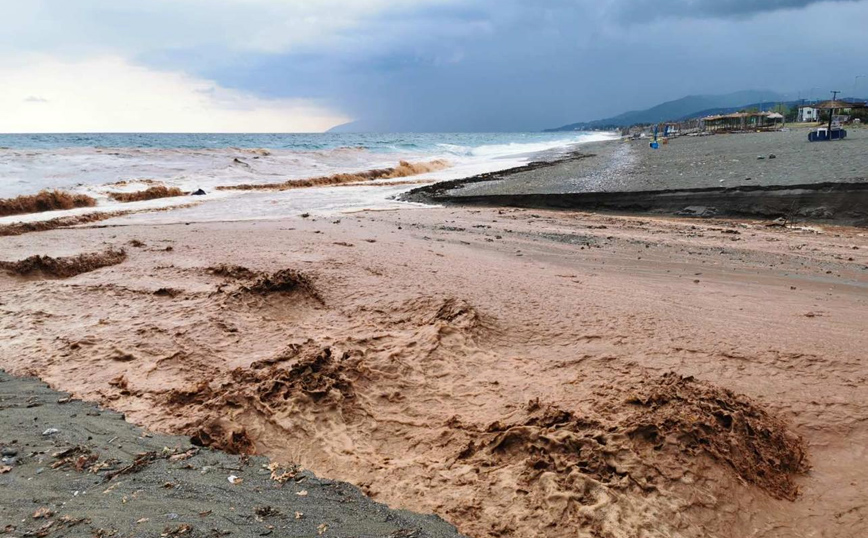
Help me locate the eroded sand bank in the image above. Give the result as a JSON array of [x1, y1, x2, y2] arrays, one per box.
[[1, 207, 867, 537], [0, 371, 465, 538]]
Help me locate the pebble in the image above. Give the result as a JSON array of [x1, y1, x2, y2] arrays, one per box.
[[2, 457, 16, 466], [42, 428, 59, 436], [1, 447, 17, 457]]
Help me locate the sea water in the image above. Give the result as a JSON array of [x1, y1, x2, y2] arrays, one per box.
[[0, 132, 615, 221]]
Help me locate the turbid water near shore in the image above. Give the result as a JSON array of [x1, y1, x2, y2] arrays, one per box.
[[2, 204, 867, 537], [2, 127, 868, 537]]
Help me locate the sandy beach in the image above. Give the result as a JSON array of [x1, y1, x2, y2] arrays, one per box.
[[2, 187, 867, 536], [445, 127, 868, 195]]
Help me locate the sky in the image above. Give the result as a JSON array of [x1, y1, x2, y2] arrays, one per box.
[[1, 0, 867, 133]]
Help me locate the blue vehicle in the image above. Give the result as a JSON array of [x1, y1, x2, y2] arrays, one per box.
[[808, 126, 847, 142]]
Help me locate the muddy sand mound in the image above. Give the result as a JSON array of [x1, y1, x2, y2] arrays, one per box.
[[441, 373, 808, 536], [243, 268, 320, 297], [166, 346, 363, 454], [0, 248, 127, 278], [464, 373, 806, 498], [206, 264, 323, 302], [623, 372, 808, 500], [206, 263, 259, 280]]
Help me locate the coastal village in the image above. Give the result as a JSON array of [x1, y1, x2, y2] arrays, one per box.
[[621, 95, 867, 139]]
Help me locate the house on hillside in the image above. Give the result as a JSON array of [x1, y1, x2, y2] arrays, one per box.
[[798, 105, 819, 122]]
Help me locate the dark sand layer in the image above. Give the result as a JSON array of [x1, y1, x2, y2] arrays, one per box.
[[407, 181, 868, 225], [0, 371, 464, 538]]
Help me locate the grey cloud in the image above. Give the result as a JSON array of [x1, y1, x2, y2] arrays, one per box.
[[612, 0, 863, 22], [5, 0, 868, 131], [24, 96, 49, 103], [199, 0, 868, 131]]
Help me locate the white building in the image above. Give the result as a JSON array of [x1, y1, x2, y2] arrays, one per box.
[[798, 106, 819, 122]]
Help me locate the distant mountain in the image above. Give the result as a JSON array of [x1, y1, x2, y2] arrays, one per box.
[[684, 96, 868, 120], [545, 90, 787, 131], [327, 121, 364, 134], [327, 119, 398, 133]]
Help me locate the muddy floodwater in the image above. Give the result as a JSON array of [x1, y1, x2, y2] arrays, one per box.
[[2, 199, 867, 537]]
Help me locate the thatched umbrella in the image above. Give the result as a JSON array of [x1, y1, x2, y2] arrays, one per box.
[[812, 100, 866, 138], [813, 100, 867, 110]]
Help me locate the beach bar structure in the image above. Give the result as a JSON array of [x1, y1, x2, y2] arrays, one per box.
[[813, 99, 866, 123], [701, 111, 784, 133]]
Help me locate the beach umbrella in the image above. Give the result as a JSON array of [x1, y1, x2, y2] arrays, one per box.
[[813, 100, 867, 110], [812, 100, 866, 138]]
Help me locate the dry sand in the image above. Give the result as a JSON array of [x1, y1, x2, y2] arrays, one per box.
[[2, 206, 867, 537]]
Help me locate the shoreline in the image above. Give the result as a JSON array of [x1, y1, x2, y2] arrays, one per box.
[[403, 130, 868, 225], [399, 149, 597, 204]]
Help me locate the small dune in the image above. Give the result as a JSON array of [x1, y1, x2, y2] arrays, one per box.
[[107, 186, 186, 203], [0, 190, 96, 217]]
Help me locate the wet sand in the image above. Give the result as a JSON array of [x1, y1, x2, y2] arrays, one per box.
[[2, 206, 867, 537]]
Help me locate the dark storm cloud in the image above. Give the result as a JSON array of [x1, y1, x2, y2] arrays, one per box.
[[191, 0, 868, 131], [612, 0, 863, 22], [9, 0, 867, 131]]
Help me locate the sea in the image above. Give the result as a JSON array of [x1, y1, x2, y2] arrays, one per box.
[[0, 132, 615, 222]]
